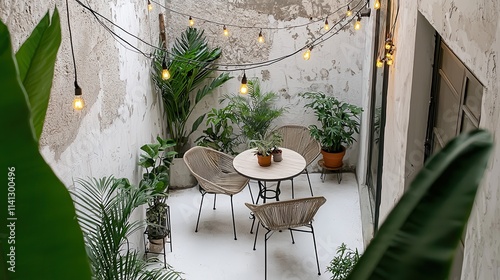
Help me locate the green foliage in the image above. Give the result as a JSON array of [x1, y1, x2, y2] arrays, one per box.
[[138, 137, 177, 240], [15, 8, 61, 140], [326, 243, 360, 280], [195, 105, 239, 155], [73, 177, 182, 280], [152, 27, 232, 155], [300, 92, 362, 153], [249, 131, 283, 156], [0, 12, 92, 280], [224, 79, 287, 142], [347, 129, 493, 280]]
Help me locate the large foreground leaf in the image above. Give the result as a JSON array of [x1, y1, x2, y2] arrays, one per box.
[[15, 8, 61, 140], [0, 17, 91, 280], [348, 129, 493, 280]]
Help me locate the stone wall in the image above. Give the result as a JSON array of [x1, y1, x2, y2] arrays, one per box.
[[380, 0, 499, 278]]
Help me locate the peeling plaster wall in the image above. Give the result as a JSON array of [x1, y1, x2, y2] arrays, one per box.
[[164, 0, 367, 169], [381, 0, 500, 279], [1, 0, 166, 251]]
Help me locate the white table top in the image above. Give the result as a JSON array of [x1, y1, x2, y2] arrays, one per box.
[[233, 148, 306, 181]]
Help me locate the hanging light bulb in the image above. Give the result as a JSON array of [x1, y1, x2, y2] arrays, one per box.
[[147, 0, 152, 11], [386, 58, 394, 66], [223, 25, 229, 36], [161, 56, 171, 80], [240, 72, 248, 94], [72, 82, 84, 110], [385, 38, 393, 50], [376, 58, 384, 68], [188, 16, 194, 27], [303, 46, 312, 60], [386, 52, 393, 59], [346, 5, 352, 17], [374, 0, 381, 10], [354, 15, 362, 30], [324, 18, 329, 30], [258, 29, 264, 43]]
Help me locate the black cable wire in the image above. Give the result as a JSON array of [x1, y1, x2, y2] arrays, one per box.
[[66, 0, 78, 83], [390, 0, 400, 35]]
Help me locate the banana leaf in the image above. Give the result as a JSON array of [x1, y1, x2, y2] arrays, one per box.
[[348, 129, 493, 280], [0, 12, 91, 280]]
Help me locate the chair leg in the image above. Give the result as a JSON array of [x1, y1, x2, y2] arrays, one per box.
[[253, 221, 260, 250], [289, 229, 295, 244], [310, 224, 321, 275], [213, 193, 217, 210], [230, 195, 237, 240], [305, 169, 314, 196], [290, 178, 295, 199], [195, 192, 206, 233], [264, 230, 272, 280], [247, 182, 255, 204]]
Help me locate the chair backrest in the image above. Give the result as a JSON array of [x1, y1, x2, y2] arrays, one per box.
[[245, 196, 326, 231], [274, 125, 321, 166]]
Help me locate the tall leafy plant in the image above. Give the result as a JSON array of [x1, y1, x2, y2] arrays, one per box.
[[224, 79, 287, 142], [0, 11, 92, 279], [72, 177, 182, 280], [300, 92, 362, 153], [152, 28, 231, 155], [347, 129, 493, 280], [195, 105, 239, 155]]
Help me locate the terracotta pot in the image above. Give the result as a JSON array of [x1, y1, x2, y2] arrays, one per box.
[[257, 154, 272, 167], [148, 238, 165, 253], [321, 147, 346, 168]]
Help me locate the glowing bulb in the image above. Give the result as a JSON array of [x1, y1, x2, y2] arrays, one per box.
[[374, 0, 381, 9], [346, 6, 352, 17], [147, 0, 152, 11], [189, 16, 194, 27], [258, 30, 264, 43], [72, 84, 84, 110], [240, 73, 248, 94], [223, 25, 229, 36], [161, 57, 170, 80], [376, 58, 384, 68], [386, 52, 393, 59], [303, 47, 311, 60], [324, 18, 329, 30], [385, 39, 393, 50], [354, 16, 362, 30], [386, 58, 394, 66]]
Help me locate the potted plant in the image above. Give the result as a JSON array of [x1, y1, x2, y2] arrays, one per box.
[[270, 131, 284, 162], [326, 243, 360, 280], [223, 79, 287, 143], [249, 132, 283, 166], [138, 136, 177, 253], [152, 27, 231, 188], [195, 105, 239, 155], [300, 92, 363, 168]]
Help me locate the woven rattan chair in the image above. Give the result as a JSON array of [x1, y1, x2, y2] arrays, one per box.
[[184, 146, 252, 240], [245, 196, 327, 280], [273, 125, 321, 198]]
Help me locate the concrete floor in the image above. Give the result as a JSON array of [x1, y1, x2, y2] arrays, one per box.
[[162, 172, 363, 280]]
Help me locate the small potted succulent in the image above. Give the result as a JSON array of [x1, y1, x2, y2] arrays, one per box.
[[249, 137, 274, 167], [270, 132, 283, 162]]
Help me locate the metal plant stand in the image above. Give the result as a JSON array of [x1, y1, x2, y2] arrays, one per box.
[[143, 205, 172, 268], [318, 160, 343, 184]]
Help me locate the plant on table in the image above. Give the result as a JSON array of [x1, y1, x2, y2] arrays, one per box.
[[224, 78, 287, 143], [152, 27, 231, 156], [326, 243, 360, 280], [138, 136, 177, 244], [249, 131, 283, 166], [300, 91, 362, 167]]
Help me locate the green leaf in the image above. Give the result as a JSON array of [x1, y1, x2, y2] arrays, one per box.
[[348, 129, 493, 280], [15, 9, 62, 140], [190, 113, 206, 135], [0, 17, 91, 280]]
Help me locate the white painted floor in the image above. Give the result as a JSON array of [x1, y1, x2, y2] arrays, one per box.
[[162, 172, 363, 280]]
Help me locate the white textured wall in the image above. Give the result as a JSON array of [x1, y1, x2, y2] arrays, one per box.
[[1, 0, 166, 250], [380, 0, 500, 279], [164, 0, 367, 169]]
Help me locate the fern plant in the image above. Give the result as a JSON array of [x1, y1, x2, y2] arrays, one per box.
[[326, 243, 360, 280]]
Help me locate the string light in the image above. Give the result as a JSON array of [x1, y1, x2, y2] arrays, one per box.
[[354, 15, 362, 30], [386, 58, 393, 66], [66, 0, 84, 110], [303, 46, 312, 60], [161, 56, 171, 80], [374, 0, 381, 10], [147, 0, 152, 11], [346, 5, 353, 17], [324, 18, 329, 30], [188, 16, 194, 27], [258, 29, 264, 43], [223, 25, 229, 36], [376, 58, 384, 68], [240, 72, 248, 94]]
